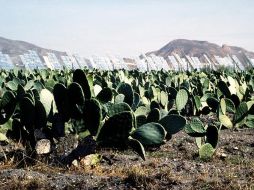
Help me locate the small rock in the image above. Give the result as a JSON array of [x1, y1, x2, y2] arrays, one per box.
[[72, 159, 79, 167], [26, 175, 33, 180], [35, 139, 51, 155], [80, 154, 102, 166], [233, 147, 239, 150], [220, 153, 227, 158]]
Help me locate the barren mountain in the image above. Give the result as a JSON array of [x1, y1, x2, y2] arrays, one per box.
[[0, 36, 67, 65], [148, 39, 254, 61]]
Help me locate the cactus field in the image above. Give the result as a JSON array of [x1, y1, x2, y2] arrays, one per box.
[[0, 68, 253, 189]]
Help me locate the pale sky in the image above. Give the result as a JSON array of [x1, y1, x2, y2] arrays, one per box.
[[0, 0, 253, 56]]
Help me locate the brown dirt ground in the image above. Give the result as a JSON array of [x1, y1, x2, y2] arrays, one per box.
[[0, 128, 253, 190]]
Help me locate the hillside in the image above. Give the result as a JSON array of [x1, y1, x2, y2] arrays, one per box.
[[148, 39, 254, 61], [0, 37, 67, 65]]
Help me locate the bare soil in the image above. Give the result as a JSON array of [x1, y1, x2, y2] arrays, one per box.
[[0, 128, 253, 190]]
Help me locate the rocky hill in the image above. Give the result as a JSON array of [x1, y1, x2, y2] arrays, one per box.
[[0, 36, 67, 65], [148, 39, 254, 61]]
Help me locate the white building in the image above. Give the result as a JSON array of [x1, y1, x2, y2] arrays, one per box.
[[0, 52, 14, 70], [167, 55, 179, 71], [149, 54, 170, 71], [109, 55, 128, 70], [232, 55, 245, 70], [20, 50, 46, 69], [43, 53, 62, 70], [90, 56, 113, 70], [61, 55, 80, 70], [73, 54, 90, 69]]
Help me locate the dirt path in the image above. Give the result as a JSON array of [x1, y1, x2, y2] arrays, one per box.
[[0, 129, 253, 190]]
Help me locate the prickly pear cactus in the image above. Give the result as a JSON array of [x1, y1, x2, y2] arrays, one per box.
[[131, 122, 166, 146], [185, 117, 206, 137], [97, 111, 134, 146], [159, 114, 186, 136], [68, 82, 85, 119], [128, 138, 146, 160], [233, 102, 248, 124], [117, 83, 134, 107], [53, 83, 70, 121], [0, 91, 16, 125], [96, 87, 113, 103], [73, 69, 91, 99], [107, 102, 132, 117], [20, 97, 35, 132], [176, 89, 188, 111], [199, 143, 215, 160], [146, 108, 160, 123], [218, 80, 231, 98], [83, 99, 102, 136], [219, 114, 233, 128], [206, 125, 218, 148]]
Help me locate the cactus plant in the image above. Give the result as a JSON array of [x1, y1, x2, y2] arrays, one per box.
[[218, 80, 231, 98], [67, 82, 85, 119], [206, 125, 218, 148], [233, 102, 248, 124], [176, 89, 188, 111], [83, 99, 102, 136], [146, 108, 160, 123], [219, 114, 233, 128], [96, 87, 113, 103], [160, 91, 168, 108], [97, 111, 134, 146], [117, 82, 134, 107], [73, 69, 91, 99], [199, 143, 215, 160], [107, 102, 132, 117], [128, 138, 146, 160], [0, 91, 16, 125], [131, 122, 166, 146], [159, 114, 186, 136], [20, 97, 35, 132]]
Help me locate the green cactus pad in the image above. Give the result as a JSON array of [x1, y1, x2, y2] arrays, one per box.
[[233, 102, 248, 124], [53, 83, 70, 121], [219, 114, 233, 128], [117, 83, 134, 107], [206, 125, 218, 148], [0, 91, 16, 125], [131, 122, 166, 146], [136, 115, 147, 127], [159, 114, 186, 135], [34, 100, 47, 129], [107, 102, 132, 117], [73, 69, 91, 99], [176, 89, 188, 111], [146, 108, 160, 123], [40, 89, 56, 117], [20, 97, 35, 130], [97, 111, 134, 146], [83, 99, 102, 136], [220, 98, 227, 115], [128, 138, 146, 160], [206, 97, 219, 111], [199, 143, 215, 160], [160, 91, 168, 108], [190, 117, 206, 133], [68, 82, 85, 119], [115, 94, 125, 104], [194, 96, 201, 110], [96, 87, 113, 103], [6, 81, 18, 91], [218, 80, 231, 98]]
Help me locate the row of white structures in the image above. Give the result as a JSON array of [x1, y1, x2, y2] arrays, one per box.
[[0, 50, 253, 71]]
